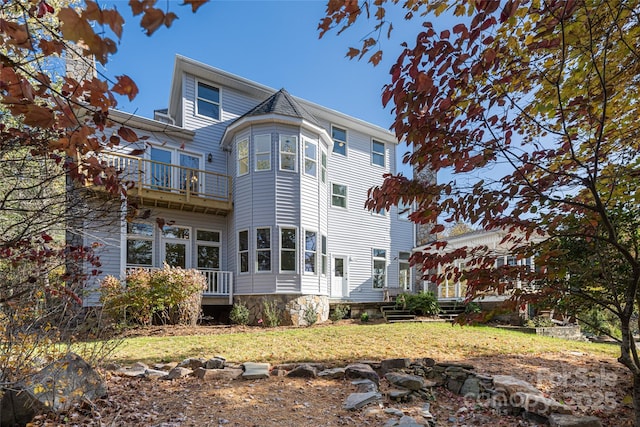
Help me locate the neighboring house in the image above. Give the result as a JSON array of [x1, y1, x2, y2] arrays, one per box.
[[415, 229, 539, 302], [79, 55, 418, 325]]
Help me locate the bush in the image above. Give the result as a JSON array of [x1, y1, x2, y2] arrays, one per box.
[[100, 265, 207, 326], [263, 299, 281, 327], [303, 306, 318, 327], [330, 304, 350, 322], [360, 312, 369, 322], [525, 315, 555, 328], [229, 302, 250, 325], [395, 291, 440, 316]]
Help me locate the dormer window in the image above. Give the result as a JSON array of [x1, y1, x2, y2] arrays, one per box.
[[197, 82, 220, 120]]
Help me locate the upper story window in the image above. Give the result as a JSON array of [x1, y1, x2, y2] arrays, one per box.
[[254, 134, 271, 171], [237, 138, 249, 176], [304, 140, 317, 177], [126, 222, 154, 267], [332, 126, 347, 156], [398, 201, 411, 221], [196, 82, 220, 120], [256, 227, 271, 272], [321, 151, 327, 183], [372, 248, 387, 289], [331, 183, 347, 208], [280, 135, 298, 172], [372, 140, 385, 167]]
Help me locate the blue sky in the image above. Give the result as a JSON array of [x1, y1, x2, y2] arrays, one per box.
[[100, 0, 426, 175]]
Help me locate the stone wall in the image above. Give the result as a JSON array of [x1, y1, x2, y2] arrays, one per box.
[[235, 294, 329, 326]]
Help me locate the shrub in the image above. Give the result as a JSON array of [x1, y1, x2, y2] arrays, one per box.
[[263, 299, 281, 327], [396, 291, 440, 316], [330, 304, 350, 322], [229, 302, 250, 326], [465, 302, 481, 314], [525, 315, 555, 328], [303, 306, 318, 327], [360, 312, 369, 322]]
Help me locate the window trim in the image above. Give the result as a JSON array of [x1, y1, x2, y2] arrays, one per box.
[[371, 139, 385, 167], [304, 229, 318, 275], [126, 222, 154, 267], [237, 138, 249, 176], [303, 139, 317, 178], [195, 229, 221, 271], [331, 183, 348, 209], [254, 134, 272, 172], [195, 80, 221, 121], [279, 226, 298, 274], [321, 234, 327, 276], [279, 135, 298, 172], [255, 227, 272, 273], [372, 248, 387, 289], [238, 229, 249, 274], [320, 150, 327, 183], [331, 125, 347, 156], [399, 251, 411, 291], [146, 144, 204, 194]]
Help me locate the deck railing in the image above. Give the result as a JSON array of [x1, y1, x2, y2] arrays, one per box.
[[100, 152, 231, 203]]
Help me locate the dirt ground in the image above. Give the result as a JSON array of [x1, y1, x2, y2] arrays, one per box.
[[30, 323, 634, 427]]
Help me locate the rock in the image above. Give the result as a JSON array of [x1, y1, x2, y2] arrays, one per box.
[[144, 368, 169, 379], [418, 357, 436, 367], [242, 362, 270, 380], [388, 388, 412, 402], [318, 367, 346, 379], [343, 392, 382, 410], [115, 366, 147, 378], [154, 362, 178, 371], [103, 362, 121, 371], [352, 379, 378, 393], [446, 378, 465, 394], [385, 372, 425, 391], [492, 375, 543, 397], [460, 376, 481, 398], [193, 367, 243, 381], [178, 357, 207, 370], [548, 413, 603, 427], [286, 363, 317, 378], [270, 368, 287, 377], [380, 358, 410, 374], [131, 361, 149, 370], [345, 363, 379, 385], [1, 353, 106, 426], [397, 415, 424, 426], [166, 367, 192, 380], [437, 362, 475, 370], [512, 392, 572, 416], [384, 408, 405, 417], [205, 356, 226, 370]]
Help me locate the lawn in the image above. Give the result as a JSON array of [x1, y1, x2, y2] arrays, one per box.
[[105, 321, 619, 366]]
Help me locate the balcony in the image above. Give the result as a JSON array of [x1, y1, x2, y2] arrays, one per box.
[[97, 152, 232, 215]]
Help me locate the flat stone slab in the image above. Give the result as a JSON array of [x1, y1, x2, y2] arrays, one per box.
[[205, 356, 226, 370], [343, 391, 382, 410], [286, 363, 317, 378], [492, 375, 543, 397], [385, 372, 425, 391], [512, 392, 572, 416], [165, 367, 192, 380], [388, 388, 412, 401], [318, 367, 346, 379], [352, 379, 378, 393], [194, 367, 243, 381], [242, 362, 270, 380], [178, 357, 207, 370], [345, 363, 379, 385], [380, 358, 410, 373], [549, 413, 603, 427]]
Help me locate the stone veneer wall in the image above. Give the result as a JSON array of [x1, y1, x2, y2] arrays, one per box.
[[235, 294, 330, 326]]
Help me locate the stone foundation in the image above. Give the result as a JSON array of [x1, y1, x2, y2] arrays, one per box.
[[234, 294, 329, 326]]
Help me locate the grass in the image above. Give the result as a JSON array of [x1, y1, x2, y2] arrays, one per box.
[[104, 322, 619, 366]]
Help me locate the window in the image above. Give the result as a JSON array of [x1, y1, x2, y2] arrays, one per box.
[[179, 152, 201, 194], [196, 229, 220, 270], [254, 134, 271, 171], [321, 151, 327, 183], [399, 251, 411, 291], [280, 135, 297, 171], [237, 138, 249, 176], [280, 227, 297, 272], [256, 227, 271, 272], [126, 222, 154, 266], [304, 231, 317, 274], [372, 140, 385, 167], [304, 140, 317, 177], [372, 248, 387, 289], [321, 235, 327, 276], [373, 207, 386, 216], [238, 230, 249, 273], [162, 225, 190, 268], [331, 183, 347, 208], [197, 82, 220, 120], [398, 201, 411, 221], [332, 126, 347, 156]]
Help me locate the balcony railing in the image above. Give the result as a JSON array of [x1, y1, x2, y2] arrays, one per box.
[[98, 152, 232, 212]]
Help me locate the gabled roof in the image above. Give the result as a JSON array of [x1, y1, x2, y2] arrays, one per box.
[[236, 88, 319, 126]]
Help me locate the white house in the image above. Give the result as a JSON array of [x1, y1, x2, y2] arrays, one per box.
[[78, 55, 418, 324]]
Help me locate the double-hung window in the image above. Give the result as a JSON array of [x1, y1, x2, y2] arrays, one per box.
[[321, 151, 327, 183], [254, 134, 271, 171], [332, 126, 347, 156], [372, 140, 385, 167], [372, 248, 387, 289], [399, 251, 411, 291], [237, 139, 249, 176], [197, 82, 220, 120], [321, 235, 327, 276], [126, 223, 154, 266], [331, 183, 347, 208], [280, 135, 297, 171], [256, 227, 271, 272], [304, 230, 317, 274], [238, 230, 249, 273], [196, 230, 220, 270], [280, 227, 297, 272], [304, 140, 317, 177]]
